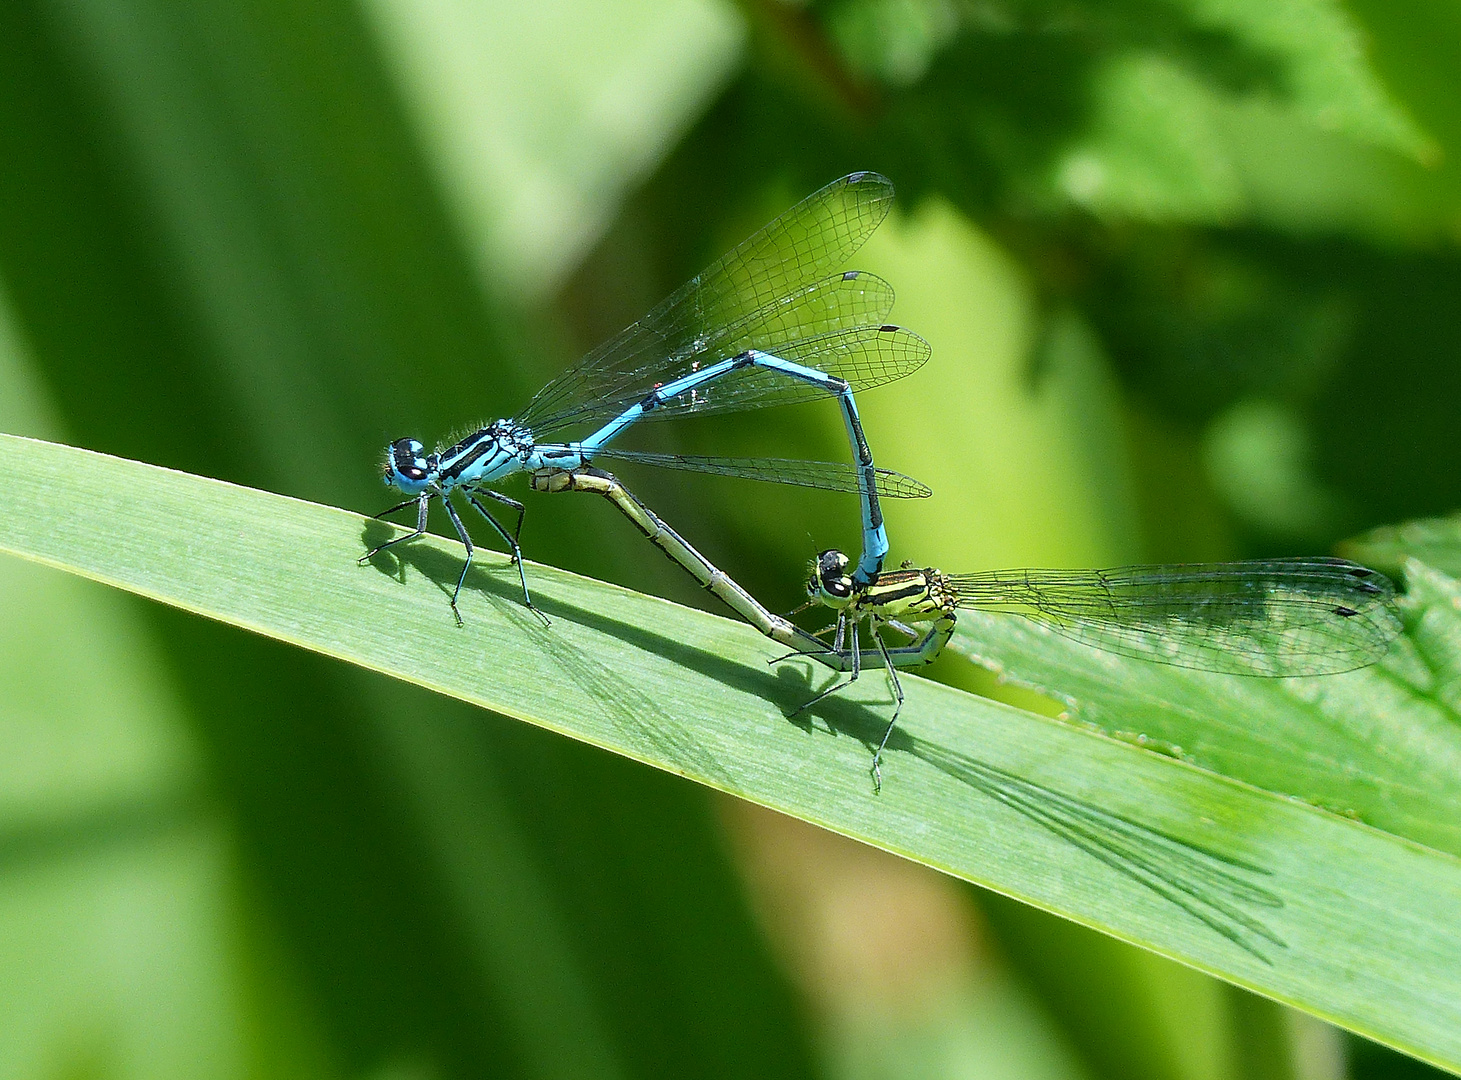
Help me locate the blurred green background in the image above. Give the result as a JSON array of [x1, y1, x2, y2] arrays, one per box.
[[0, 0, 1456, 1076]]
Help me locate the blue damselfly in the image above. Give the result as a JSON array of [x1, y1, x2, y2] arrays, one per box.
[[365, 173, 930, 624]]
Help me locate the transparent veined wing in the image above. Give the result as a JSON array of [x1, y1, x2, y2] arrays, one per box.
[[596, 450, 933, 499], [523, 272, 900, 435], [566, 324, 931, 430], [708, 270, 895, 354], [518, 173, 898, 435], [947, 559, 1401, 676]]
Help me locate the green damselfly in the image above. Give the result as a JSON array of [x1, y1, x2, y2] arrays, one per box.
[[801, 549, 1402, 787]]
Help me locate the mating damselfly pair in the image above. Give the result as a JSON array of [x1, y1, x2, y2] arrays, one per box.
[[363, 173, 1401, 787]]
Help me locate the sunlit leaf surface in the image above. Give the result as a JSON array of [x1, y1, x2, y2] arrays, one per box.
[[3, 433, 1460, 1072]]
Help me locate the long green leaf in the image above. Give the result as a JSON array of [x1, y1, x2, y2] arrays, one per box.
[[2, 431, 1459, 1072]]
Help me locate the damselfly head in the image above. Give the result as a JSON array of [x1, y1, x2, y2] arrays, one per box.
[[808, 548, 856, 609], [383, 437, 432, 494]]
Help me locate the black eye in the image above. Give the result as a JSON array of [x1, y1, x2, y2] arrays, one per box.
[[816, 549, 850, 579]]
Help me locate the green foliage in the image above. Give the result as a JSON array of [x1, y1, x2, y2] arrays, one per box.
[[3, 0, 1461, 1076]]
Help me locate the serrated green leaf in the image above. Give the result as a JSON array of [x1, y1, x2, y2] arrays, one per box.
[[1345, 513, 1461, 581], [1173, 0, 1435, 161], [2, 431, 1460, 1072]]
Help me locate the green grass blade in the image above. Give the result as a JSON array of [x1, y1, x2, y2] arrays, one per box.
[[3, 431, 1460, 1072], [948, 583, 1461, 860]]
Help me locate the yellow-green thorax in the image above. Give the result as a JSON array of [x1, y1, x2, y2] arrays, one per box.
[[856, 566, 956, 622], [808, 549, 956, 624]]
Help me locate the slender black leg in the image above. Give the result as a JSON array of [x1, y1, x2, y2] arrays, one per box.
[[791, 614, 862, 716], [766, 615, 841, 666], [868, 620, 905, 793], [439, 495, 474, 628], [464, 492, 550, 627], [373, 496, 420, 520], [359, 493, 432, 564], [471, 488, 527, 559]]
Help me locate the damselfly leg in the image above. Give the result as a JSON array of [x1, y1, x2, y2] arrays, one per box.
[[360, 493, 433, 562], [463, 489, 548, 627], [362, 487, 547, 627], [788, 611, 908, 791]]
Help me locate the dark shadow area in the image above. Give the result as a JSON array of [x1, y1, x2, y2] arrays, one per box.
[[1348, 1033, 1456, 1080], [367, 525, 1286, 959], [1054, 226, 1461, 541], [359, 523, 900, 773], [912, 739, 1285, 962]]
